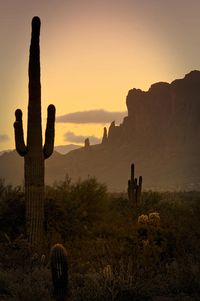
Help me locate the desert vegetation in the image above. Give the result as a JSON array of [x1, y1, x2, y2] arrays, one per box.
[[1, 15, 199, 301], [0, 178, 200, 300]]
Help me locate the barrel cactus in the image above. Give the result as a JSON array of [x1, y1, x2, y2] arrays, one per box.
[[13, 17, 55, 251], [50, 244, 68, 301]]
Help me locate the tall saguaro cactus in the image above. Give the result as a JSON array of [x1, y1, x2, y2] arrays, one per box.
[[14, 17, 56, 251], [128, 163, 142, 206]]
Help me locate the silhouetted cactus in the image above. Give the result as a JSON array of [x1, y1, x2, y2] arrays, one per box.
[[128, 163, 142, 206], [13, 17, 55, 251], [50, 244, 68, 301]]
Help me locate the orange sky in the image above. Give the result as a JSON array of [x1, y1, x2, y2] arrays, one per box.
[[0, 0, 200, 151]]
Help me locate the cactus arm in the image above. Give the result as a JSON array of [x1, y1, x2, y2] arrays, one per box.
[[135, 185, 139, 205], [14, 109, 27, 156], [136, 176, 143, 205], [134, 178, 137, 186], [138, 175, 143, 200], [131, 163, 135, 182], [139, 176, 143, 189], [43, 104, 56, 159]]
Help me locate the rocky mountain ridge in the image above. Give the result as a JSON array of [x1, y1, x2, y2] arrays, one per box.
[[1, 71, 200, 191]]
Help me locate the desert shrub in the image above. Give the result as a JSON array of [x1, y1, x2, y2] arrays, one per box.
[[0, 178, 200, 299], [0, 270, 12, 297], [45, 177, 108, 241], [1, 268, 51, 301], [0, 180, 25, 240]]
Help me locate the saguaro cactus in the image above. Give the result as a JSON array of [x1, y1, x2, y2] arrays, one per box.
[[13, 17, 55, 251], [128, 163, 142, 206], [50, 244, 68, 301]]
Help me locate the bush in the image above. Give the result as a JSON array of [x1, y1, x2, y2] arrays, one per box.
[[45, 177, 108, 241], [0, 180, 25, 241]]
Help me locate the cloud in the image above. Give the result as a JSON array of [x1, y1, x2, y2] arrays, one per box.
[[0, 134, 9, 143], [56, 109, 126, 124], [64, 131, 101, 144]]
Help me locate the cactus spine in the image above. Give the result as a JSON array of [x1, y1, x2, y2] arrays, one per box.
[[13, 17, 55, 251], [50, 244, 68, 301], [128, 163, 142, 206]]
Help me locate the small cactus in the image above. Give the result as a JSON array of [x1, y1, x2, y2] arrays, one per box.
[[50, 244, 68, 301], [128, 163, 142, 206]]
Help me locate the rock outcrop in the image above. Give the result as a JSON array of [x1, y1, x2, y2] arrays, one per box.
[[123, 70, 200, 154], [84, 138, 90, 148], [101, 127, 108, 145]]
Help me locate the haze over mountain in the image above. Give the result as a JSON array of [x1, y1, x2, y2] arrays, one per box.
[[0, 144, 81, 156], [1, 71, 200, 191], [54, 144, 81, 154]]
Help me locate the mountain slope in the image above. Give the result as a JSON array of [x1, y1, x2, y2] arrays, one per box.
[[54, 144, 81, 154]]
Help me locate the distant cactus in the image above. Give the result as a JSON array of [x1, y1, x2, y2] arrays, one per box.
[[50, 244, 68, 301], [13, 17, 55, 251], [128, 163, 142, 206]]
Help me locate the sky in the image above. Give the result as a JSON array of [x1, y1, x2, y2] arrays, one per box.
[[0, 0, 200, 151]]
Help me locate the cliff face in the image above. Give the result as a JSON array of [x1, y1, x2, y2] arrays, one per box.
[[109, 70, 200, 152], [1, 71, 200, 191]]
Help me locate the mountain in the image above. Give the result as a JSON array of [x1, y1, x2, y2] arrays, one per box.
[[1, 71, 200, 191], [54, 144, 81, 154]]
